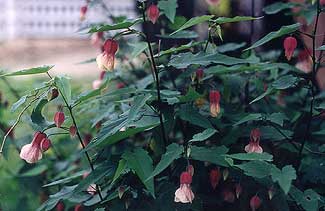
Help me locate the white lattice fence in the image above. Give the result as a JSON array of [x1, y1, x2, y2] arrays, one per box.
[[0, 0, 136, 40]]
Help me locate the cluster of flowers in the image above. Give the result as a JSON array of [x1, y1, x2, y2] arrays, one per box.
[[175, 165, 262, 211]]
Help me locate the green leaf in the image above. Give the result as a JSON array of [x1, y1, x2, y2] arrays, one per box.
[[88, 18, 142, 33], [179, 86, 202, 103], [122, 148, 155, 196], [272, 75, 300, 89], [217, 42, 246, 53], [233, 113, 263, 126], [157, 30, 199, 39], [31, 98, 48, 126], [190, 146, 231, 167], [189, 128, 217, 143], [129, 42, 148, 58], [158, 0, 178, 23], [43, 171, 86, 187], [263, 2, 301, 15], [236, 161, 272, 178], [170, 15, 214, 35], [244, 23, 301, 51], [215, 25, 223, 41], [1, 65, 54, 77], [271, 165, 296, 194], [112, 159, 128, 184], [249, 87, 274, 104], [154, 41, 202, 57], [55, 76, 72, 105], [178, 105, 213, 129], [11, 95, 27, 112], [127, 94, 152, 123], [290, 187, 321, 211], [215, 16, 262, 24], [226, 153, 273, 162], [267, 112, 288, 127], [168, 52, 255, 69], [148, 143, 184, 180], [20, 164, 48, 177]]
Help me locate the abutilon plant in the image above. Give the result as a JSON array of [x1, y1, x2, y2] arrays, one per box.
[[146, 5, 160, 24], [96, 39, 119, 71], [245, 128, 263, 153], [283, 36, 297, 61], [209, 90, 221, 117]]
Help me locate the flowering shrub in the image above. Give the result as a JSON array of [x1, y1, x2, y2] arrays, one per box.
[[1, 0, 325, 210]]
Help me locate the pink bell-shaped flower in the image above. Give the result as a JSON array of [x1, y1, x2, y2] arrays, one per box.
[[174, 171, 195, 203], [54, 111, 65, 128], [20, 131, 47, 163], [147, 5, 160, 24], [283, 36, 297, 61], [96, 39, 119, 71], [245, 128, 263, 153], [209, 90, 221, 117]]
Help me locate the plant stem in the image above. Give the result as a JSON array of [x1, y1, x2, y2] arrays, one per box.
[[141, 3, 168, 147], [298, 0, 321, 162], [49, 73, 104, 201]]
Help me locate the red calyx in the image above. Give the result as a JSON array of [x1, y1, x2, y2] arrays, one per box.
[[283, 36, 297, 61], [250, 195, 262, 211], [209, 168, 221, 189], [180, 171, 192, 184], [54, 111, 65, 128], [147, 5, 160, 24], [103, 39, 119, 55], [209, 90, 220, 104]]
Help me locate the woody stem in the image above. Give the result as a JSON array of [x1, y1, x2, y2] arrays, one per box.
[[141, 3, 168, 148]]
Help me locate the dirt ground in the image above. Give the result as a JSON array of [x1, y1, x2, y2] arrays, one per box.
[[0, 39, 101, 80]]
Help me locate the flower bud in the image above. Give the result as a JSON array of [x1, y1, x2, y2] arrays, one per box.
[[69, 126, 77, 138], [250, 195, 262, 211], [56, 201, 65, 211], [74, 204, 84, 211], [283, 36, 297, 61], [268, 188, 275, 200], [96, 39, 119, 71], [209, 90, 221, 117], [209, 168, 221, 189], [54, 111, 65, 128], [147, 5, 160, 24], [222, 189, 235, 203], [80, 6, 88, 21]]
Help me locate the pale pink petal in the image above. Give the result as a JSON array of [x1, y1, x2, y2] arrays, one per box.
[[20, 144, 43, 163], [92, 79, 102, 90], [174, 184, 194, 203]]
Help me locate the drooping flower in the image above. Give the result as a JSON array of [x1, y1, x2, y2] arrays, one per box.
[[83, 134, 92, 146], [245, 128, 263, 153], [222, 189, 235, 203], [209, 168, 221, 189], [283, 36, 297, 61], [147, 5, 160, 24], [20, 131, 47, 163], [80, 5, 88, 21], [174, 172, 195, 203], [296, 49, 312, 73], [54, 111, 65, 128], [209, 90, 221, 117], [69, 126, 77, 138], [96, 39, 119, 71], [56, 201, 65, 211], [235, 184, 242, 199], [250, 195, 262, 211], [206, 0, 220, 6]]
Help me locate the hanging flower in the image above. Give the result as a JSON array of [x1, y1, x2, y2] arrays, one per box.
[[209, 168, 221, 189], [245, 128, 263, 153], [222, 189, 235, 203], [250, 195, 262, 211], [174, 172, 195, 203], [54, 111, 65, 128], [96, 39, 119, 72], [209, 90, 221, 117], [235, 184, 242, 199], [20, 131, 47, 163], [206, 0, 220, 6], [80, 5, 88, 21], [47, 88, 59, 101], [69, 126, 77, 138], [56, 201, 65, 211], [147, 5, 160, 24], [283, 36, 297, 61], [296, 49, 312, 73]]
